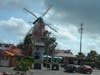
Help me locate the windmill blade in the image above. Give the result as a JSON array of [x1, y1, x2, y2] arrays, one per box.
[[42, 6, 52, 17], [46, 24, 57, 32], [24, 8, 38, 18]]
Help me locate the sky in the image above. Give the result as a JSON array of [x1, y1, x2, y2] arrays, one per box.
[[0, 0, 100, 55]]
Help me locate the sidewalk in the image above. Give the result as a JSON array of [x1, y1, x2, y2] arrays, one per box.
[[0, 67, 15, 75]]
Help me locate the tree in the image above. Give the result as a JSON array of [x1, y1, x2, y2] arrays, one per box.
[[76, 52, 85, 59], [87, 50, 98, 61], [85, 50, 98, 68], [41, 30, 57, 68], [76, 52, 85, 65], [41, 30, 57, 56], [17, 34, 34, 56]]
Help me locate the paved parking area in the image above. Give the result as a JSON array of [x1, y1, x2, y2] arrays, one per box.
[[0, 67, 99, 75], [32, 68, 99, 75]]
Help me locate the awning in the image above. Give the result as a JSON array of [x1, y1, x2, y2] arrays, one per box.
[[5, 46, 24, 56], [5, 51, 14, 56]]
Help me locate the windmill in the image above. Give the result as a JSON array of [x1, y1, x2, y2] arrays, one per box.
[[24, 6, 57, 39], [23, 7, 57, 56]]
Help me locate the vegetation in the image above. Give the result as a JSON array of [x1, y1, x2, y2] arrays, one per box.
[[41, 30, 57, 68], [17, 33, 34, 55], [76, 50, 100, 69], [87, 50, 98, 61], [41, 30, 57, 56], [14, 56, 34, 75]]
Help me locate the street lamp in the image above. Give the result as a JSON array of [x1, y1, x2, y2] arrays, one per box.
[[78, 23, 84, 65], [79, 23, 83, 53]]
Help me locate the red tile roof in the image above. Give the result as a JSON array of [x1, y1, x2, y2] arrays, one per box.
[[55, 50, 75, 58], [55, 53, 76, 58]]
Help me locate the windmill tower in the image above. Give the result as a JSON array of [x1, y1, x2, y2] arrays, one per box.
[[24, 7, 57, 60]]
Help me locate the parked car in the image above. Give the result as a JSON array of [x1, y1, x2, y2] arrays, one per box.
[[64, 64, 76, 73], [78, 65, 92, 74]]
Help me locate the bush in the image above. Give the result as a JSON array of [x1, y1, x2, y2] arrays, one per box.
[[95, 60, 100, 69], [14, 56, 34, 72]]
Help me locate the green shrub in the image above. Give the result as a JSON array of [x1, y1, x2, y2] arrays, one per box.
[[14, 56, 34, 72]]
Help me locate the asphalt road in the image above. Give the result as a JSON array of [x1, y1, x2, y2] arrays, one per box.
[[32, 68, 99, 75], [0, 67, 99, 75]]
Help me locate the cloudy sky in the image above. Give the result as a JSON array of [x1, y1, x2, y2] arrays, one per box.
[[0, 0, 100, 55]]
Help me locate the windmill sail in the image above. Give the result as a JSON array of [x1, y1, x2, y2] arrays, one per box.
[[24, 7, 57, 39]]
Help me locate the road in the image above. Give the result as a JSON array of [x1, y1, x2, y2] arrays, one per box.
[[33, 68, 99, 75], [0, 67, 99, 75]]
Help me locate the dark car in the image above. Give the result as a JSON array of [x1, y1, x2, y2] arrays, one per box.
[[78, 65, 92, 74], [64, 64, 76, 73]]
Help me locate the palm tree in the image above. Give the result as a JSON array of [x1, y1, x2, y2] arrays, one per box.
[[76, 52, 85, 65], [87, 50, 97, 61]]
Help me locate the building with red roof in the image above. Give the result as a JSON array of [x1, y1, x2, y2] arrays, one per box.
[[0, 44, 24, 67], [55, 50, 76, 64]]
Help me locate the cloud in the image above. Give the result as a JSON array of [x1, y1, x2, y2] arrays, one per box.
[[0, 0, 29, 10], [0, 0, 44, 11], [44, 0, 100, 34], [0, 0, 100, 54], [0, 17, 31, 44], [41, 0, 100, 54], [55, 24, 78, 41]]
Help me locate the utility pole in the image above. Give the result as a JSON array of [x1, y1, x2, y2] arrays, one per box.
[[79, 23, 83, 53]]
